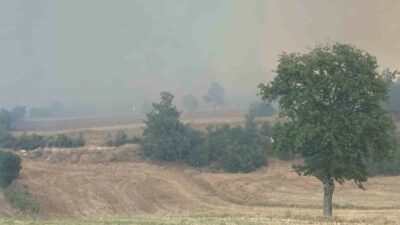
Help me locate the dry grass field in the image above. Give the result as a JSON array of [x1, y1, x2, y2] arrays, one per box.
[[0, 145, 396, 224], [1, 114, 399, 224], [16, 111, 270, 146]]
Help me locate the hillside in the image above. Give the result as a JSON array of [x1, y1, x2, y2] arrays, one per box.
[[9, 145, 400, 223]]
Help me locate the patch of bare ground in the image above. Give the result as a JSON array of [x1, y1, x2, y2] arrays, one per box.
[[11, 146, 400, 224]]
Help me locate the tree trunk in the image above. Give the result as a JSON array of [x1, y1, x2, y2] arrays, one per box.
[[323, 179, 335, 217], [213, 102, 216, 113]]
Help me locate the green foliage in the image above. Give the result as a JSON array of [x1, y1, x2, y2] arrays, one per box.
[[0, 130, 17, 149], [204, 116, 267, 172], [0, 150, 21, 187], [181, 94, 199, 112], [259, 43, 397, 186], [141, 92, 268, 172], [106, 131, 142, 147], [203, 82, 225, 112], [4, 183, 40, 214], [14, 133, 46, 150], [248, 102, 276, 117], [0, 130, 84, 150], [48, 133, 85, 148], [141, 92, 203, 162], [204, 124, 232, 162]]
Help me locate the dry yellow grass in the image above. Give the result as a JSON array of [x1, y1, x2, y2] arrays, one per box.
[[2, 146, 397, 224]]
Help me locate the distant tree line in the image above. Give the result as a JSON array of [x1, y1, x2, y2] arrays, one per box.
[[0, 106, 27, 130]]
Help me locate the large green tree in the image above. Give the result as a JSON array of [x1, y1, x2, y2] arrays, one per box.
[[259, 43, 397, 216]]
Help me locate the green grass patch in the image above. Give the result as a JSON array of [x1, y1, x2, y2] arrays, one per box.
[[3, 182, 40, 214]]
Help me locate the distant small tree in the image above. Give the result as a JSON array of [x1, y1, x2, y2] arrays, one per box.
[[11, 106, 26, 123], [203, 82, 225, 112], [259, 43, 398, 216], [181, 95, 199, 112], [0, 150, 21, 187]]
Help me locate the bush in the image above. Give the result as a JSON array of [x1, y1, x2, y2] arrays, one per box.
[[48, 133, 85, 148], [185, 142, 209, 167], [0, 130, 17, 149], [203, 124, 233, 163], [4, 182, 40, 213], [141, 92, 203, 162], [140, 92, 268, 173], [182, 129, 207, 167], [130, 136, 141, 144], [248, 102, 276, 117], [203, 115, 267, 172], [0, 131, 46, 150], [221, 116, 266, 172], [14, 133, 46, 150], [0, 150, 21, 187], [107, 131, 128, 147], [106, 131, 141, 147]]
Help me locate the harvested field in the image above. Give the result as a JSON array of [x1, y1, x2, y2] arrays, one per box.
[[6, 145, 400, 224], [13, 111, 246, 132]]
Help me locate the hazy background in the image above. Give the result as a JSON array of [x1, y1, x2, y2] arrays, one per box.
[[1, 0, 399, 114]]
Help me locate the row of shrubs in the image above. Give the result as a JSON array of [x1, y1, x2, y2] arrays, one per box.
[[0, 130, 85, 150], [139, 92, 275, 173], [138, 92, 400, 175]]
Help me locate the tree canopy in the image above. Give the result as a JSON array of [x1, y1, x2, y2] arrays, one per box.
[[259, 43, 397, 216], [141, 92, 202, 161], [203, 82, 225, 112]]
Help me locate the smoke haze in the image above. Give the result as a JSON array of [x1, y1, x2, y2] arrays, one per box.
[[1, 0, 399, 112]]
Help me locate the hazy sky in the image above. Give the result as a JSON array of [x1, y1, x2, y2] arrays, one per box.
[[1, 0, 399, 110]]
